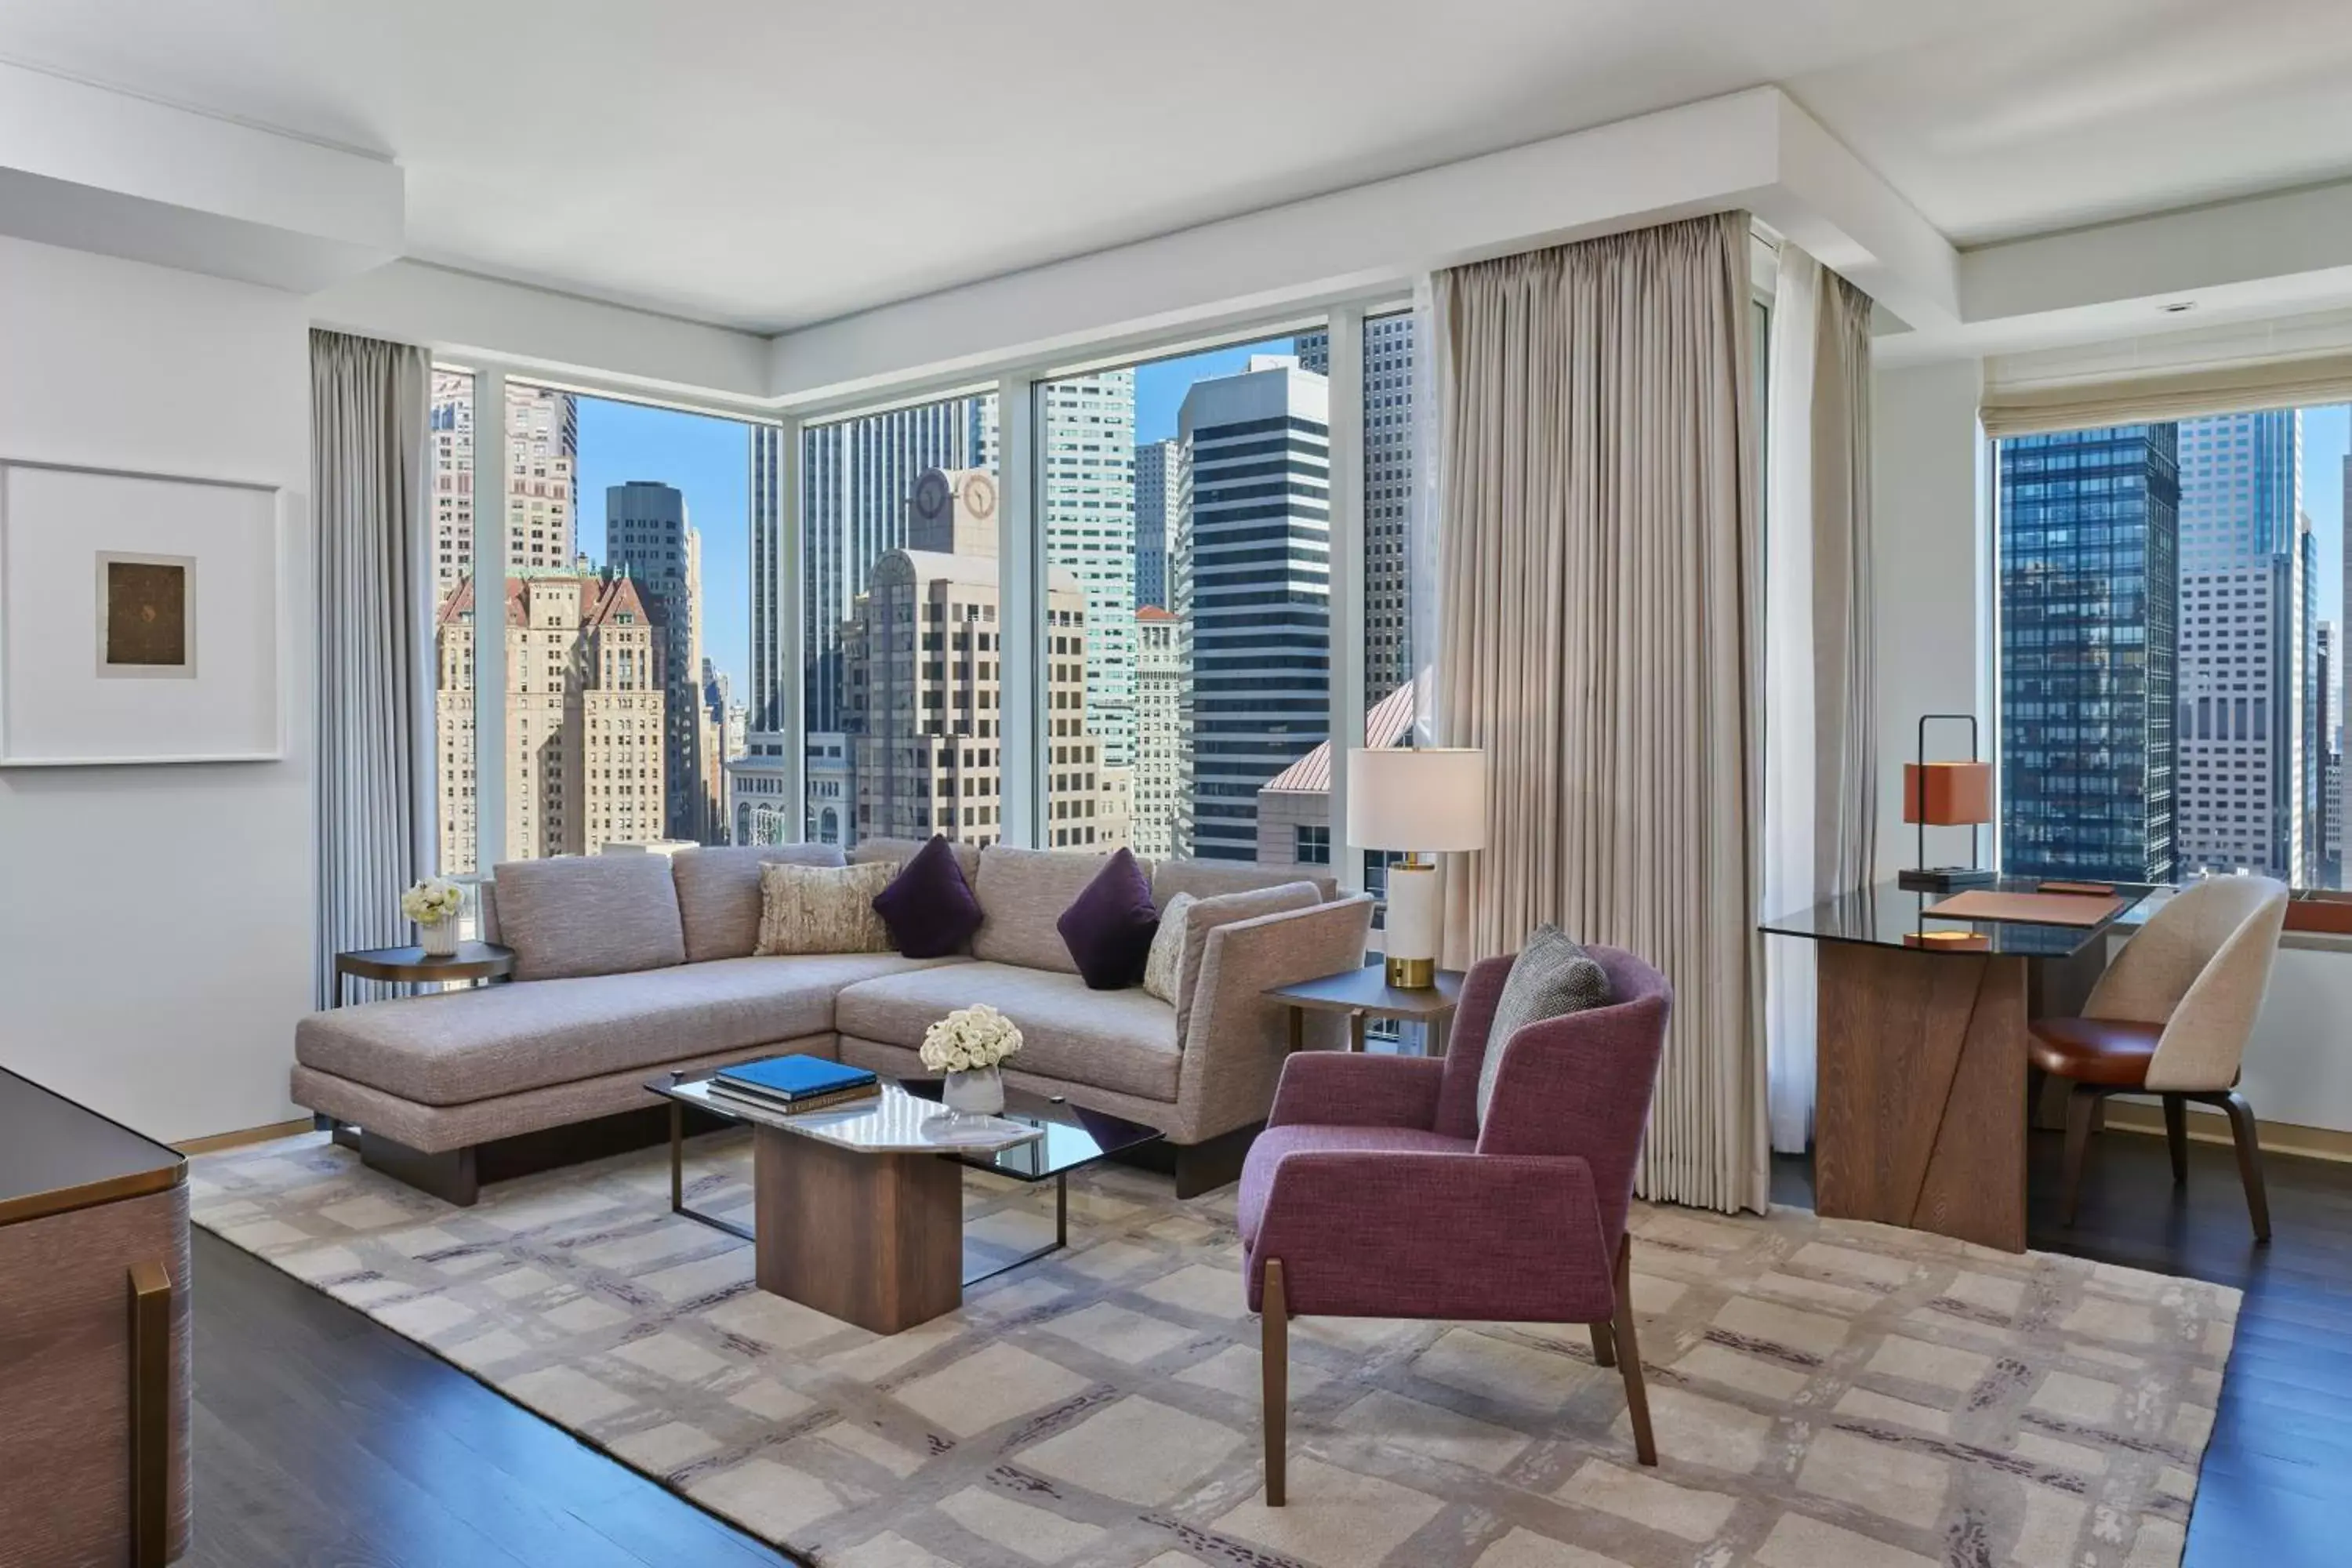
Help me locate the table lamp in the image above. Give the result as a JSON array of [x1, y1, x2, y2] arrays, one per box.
[[1897, 713, 1995, 893], [1348, 746, 1487, 988]]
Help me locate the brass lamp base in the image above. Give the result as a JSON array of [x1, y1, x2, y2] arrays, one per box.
[[1385, 955, 1436, 989]]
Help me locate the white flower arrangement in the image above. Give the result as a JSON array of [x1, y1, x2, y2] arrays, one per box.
[[400, 878, 466, 927], [920, 1003, 1023, 1075]]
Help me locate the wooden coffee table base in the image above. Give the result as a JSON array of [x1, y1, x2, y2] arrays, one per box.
[[752, 1122, 964, 1334]]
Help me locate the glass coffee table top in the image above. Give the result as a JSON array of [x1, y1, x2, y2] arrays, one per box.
[[649, 1069, 1163, 1181]]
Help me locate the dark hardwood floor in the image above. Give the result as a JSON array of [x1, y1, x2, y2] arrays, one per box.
[[188, 1128, 2351, 1566], [1778, 1127, 2352, 1568], [187, 1229, 797, 1568]]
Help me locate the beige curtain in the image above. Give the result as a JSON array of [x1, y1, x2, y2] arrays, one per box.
[[1762, 248, 1878, 1153], [1432, 211, 1766, 1214]]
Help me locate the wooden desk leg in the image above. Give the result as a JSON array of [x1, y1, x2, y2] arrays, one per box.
[[128, 1259, 172, 1568], [1287, 1005, 1303, 1054], [1349, 1013, 1367, 1052], [1814, 943, 2027, 1252]]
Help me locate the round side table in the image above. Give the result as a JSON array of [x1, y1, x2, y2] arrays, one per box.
[[332, 942, 515, 1007]]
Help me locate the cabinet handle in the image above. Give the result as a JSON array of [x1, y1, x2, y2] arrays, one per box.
[[128, 1259, 171, 1568]]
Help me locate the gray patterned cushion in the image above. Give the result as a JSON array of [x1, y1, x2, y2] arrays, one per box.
[[1475, 925, 1613, 1126], [755, 862, 896, 956], [1142, 891, 1196, 1004], [490, 855, 687, 982], [672, 843, 848, 963]]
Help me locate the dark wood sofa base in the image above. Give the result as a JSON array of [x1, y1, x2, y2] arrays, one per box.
[[1115, 1120, 1262, 1200], [332, 1105, 735, 1208], [332, 1108, 1261, 1207]]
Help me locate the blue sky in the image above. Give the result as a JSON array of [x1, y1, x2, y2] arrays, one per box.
[[2305, 404, 2348, 630], [572, 397, 753, 699], [1132, 335, 1302, 445]]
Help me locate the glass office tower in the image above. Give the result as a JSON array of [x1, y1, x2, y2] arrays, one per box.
[[1998, 423, 2180, 882]]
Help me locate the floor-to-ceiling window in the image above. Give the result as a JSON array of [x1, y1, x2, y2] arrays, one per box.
[[1039, 333, 1334, 864], [428, 372, 766, 864], [797, 390, 1000, 849]]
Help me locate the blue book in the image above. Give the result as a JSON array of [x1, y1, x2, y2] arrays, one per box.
[[713, 1054, 877, 1103]]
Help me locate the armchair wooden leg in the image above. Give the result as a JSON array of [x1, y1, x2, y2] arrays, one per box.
[[1261, 1259, 1287, 1506], [1588, 1320, 1617, 1368], [2162, 1094, 2189, 1185], [1610, 1235, 1656, 1467], [2060, 1084, 2101, 1226], [2212, 1091, 2273, 1243]]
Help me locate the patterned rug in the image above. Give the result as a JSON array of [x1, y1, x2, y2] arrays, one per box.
[[191, 1132, 2237, 1568]]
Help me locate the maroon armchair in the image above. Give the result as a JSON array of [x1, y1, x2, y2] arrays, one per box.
[[1236, 946, 1671, 1504]]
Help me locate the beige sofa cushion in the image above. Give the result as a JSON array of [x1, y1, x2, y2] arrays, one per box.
[[491, 855, 687, 981], [756, 861, 895, 956], [672, 843, 847, 962], [851, 835, 982, 884], [836, 961, 1179, 1102], [971, 847, 1108, 975], [294, 953, 956, 1106], [1152, 858, 1338, 906]]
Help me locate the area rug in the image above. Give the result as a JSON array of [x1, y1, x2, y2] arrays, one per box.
[[191, 1131, 2237, 1568]]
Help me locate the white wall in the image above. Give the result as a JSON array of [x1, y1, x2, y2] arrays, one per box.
[[0, 234, 312, 1142], [1869, 357, 1987, 880]]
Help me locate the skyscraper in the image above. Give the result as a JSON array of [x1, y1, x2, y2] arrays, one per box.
[[1998, 424, 2179, 883], [1132, 605, 1182, 856], [1177, 355, 1331, 862], [1297, 318, 1417, 697], [1135, 439, 1178, 610], [434, 569, 664, 866], [428, 376, 579, 604], [2173, 409, 2305, 880], [1042, 372, 1138, 769], [799, 397, 996, 737], [606, 480, 709, 843]]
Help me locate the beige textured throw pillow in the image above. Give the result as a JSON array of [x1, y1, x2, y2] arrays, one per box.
[[756, 861, 895, 956], [1142, 891, 1196, 1004]]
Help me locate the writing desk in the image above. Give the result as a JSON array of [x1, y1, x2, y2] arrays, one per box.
[[1762, 879, 2154, 1251]]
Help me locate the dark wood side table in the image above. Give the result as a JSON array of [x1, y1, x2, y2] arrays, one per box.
[[1265, 962, 1467, 1054], [332, 942, 515, 1007], [0, 1066, 189, 1565]]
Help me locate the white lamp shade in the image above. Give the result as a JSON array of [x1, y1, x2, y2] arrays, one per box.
[[1348, 747, 1487, 852]]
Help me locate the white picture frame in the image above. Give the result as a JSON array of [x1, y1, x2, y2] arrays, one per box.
[[0, 458, 285, 765]]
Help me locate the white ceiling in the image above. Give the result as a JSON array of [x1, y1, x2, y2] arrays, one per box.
[[2, 0, 2347, 333]]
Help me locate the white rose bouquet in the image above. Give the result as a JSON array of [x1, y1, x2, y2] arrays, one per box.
[[920, 1004, 1023, 1075], [400, 878, 466, 927]]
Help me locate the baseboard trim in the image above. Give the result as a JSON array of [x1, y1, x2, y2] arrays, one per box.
[[2101, 1099, 2352, 1164], [175, 1118, 314, 1156]]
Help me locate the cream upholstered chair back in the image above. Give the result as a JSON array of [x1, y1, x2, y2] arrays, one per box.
[[2083, 876, 2287, 1092]]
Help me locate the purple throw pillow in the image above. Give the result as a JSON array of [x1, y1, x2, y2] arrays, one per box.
[[872, 835, 982, 959], [1058, 848, 1161, 990]]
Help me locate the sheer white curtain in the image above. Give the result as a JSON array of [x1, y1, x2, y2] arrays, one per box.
[[1429, 212, 1768, 1214], [1762, 245, 1878, 1153]]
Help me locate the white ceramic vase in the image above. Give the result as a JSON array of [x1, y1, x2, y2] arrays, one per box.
[[943, 1065, 1004, 1115], [418, 919, 460, 958]]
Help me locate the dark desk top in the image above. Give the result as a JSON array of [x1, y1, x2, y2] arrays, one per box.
[[1267, 962, 1466, 1018], [336, 942, 514, 983], [0, 1065, 184, 1227], [1761, 879, 2158, 959]]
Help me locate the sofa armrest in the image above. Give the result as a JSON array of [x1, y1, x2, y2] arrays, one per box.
[[1267, 1053, 1445, 1131], [1247, 1150, 1610, 1322], [1172, 894, 1376, 1144]]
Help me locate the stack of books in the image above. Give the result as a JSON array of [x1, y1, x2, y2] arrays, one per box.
[[706, 1054, 880, 1116]]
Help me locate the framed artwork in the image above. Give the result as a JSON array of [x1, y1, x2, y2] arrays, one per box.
[[0, 459, 283, 764]]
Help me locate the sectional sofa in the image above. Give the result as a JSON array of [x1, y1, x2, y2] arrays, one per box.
[[291, 838, 1374, 1205]]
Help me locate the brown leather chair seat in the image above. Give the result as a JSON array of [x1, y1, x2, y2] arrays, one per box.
[[2027, 1017, 2163, 1087]]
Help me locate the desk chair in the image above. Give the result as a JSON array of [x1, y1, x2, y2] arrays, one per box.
[[2027, 876, 2287, 1241]]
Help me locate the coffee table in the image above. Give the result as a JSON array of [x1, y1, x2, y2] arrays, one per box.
[[648, 1069, 1162, 1333]]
